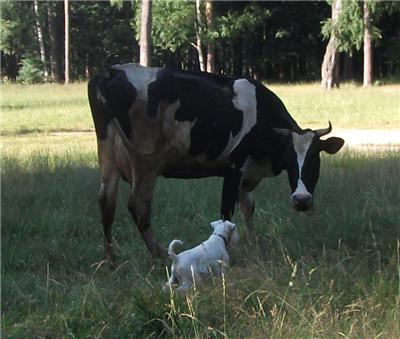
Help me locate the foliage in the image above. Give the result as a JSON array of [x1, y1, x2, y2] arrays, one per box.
[[0, 1, 399, 82], [321, 0, 384, 54], [151, 1, 196, 53], [16, 57, 44, 84], [218, 4, 270, 39], [69, 1, 137, 76], [0, 1, 36, 55]]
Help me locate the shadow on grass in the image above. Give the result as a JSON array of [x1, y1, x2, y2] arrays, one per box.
[[2, 150, 400, 337]]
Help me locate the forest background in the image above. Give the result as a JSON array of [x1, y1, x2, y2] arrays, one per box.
[[1, 0, 400, 87]]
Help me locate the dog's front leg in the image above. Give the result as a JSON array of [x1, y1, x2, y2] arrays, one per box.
[[176, 281, 192, 294]]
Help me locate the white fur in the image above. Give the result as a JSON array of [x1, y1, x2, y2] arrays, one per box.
[[220, 79, 257, 157], [112, 63, 159, 102], [291, 131, 314, 200], [163, 220, 239, 293]]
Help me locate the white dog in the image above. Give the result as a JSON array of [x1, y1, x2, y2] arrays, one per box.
[[163, 220, 239, 293]]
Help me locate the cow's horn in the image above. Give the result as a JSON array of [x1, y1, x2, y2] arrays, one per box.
[[273, 128, 291, 137], [314, 121, 332, 137]]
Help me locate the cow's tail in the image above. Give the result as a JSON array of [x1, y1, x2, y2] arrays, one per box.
[[88, 74, 113, 140], [168, 239, 183, 264]]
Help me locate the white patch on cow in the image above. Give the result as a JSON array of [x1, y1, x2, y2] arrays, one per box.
[[172, 119, 194, 153], [220, 79, 257, 157], [291, 132, 314, 197], [292, 178, 310, 197], [161, 99, 181, 137], [112, 63, 160, 101]]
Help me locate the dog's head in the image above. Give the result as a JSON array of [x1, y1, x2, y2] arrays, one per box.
[[210, 220, 239, 248]]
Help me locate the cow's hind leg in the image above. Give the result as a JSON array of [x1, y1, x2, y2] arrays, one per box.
[[238, 189, 257, 242], [98, 168, 120, 266], [128, 172, 165, 258]]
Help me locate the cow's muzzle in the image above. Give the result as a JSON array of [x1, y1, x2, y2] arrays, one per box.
[[292, 193, 313, 211]]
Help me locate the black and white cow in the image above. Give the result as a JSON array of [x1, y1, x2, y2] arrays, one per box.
[[88, 63, 344, 260]]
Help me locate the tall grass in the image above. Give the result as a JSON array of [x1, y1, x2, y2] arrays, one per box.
[[2, 82, 399, 337], [2, 146, 400, 337]]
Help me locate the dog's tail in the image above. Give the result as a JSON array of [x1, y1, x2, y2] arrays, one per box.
[[168, 239, 183, 264]]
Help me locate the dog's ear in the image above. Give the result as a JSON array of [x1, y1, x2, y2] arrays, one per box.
[[210, 220, 223, 229], [226, 222, 239, 247], [225, 221, 236, 231]]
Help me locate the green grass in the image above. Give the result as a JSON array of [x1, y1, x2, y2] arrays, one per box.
[[2, 83, 400, 337], [1, 82, 399, 135], [269, 83, 400, 130], [2, 147, 400, 337], [1, 82, 91, 135]]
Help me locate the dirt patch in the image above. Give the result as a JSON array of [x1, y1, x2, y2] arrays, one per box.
[[333, 129, 400, 151], [46, 128, 400, 151]]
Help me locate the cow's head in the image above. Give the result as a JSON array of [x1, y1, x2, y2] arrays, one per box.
[[274, 122, 344, 211]]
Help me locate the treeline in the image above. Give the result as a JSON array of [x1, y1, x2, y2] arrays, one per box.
[[1, 1, 399, 85]]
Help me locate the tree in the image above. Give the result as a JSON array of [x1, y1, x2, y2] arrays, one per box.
[[195, 0, 206, 71], [205, 0, 215, 73], [363, 1, 373, 86], [217, 3, 271, 77], [47, 1, 63, 82], [0, 1, 38, 80], [321, 0, 342, 89], [1, 1, 399, 82], [64, 0, 69, 83], [139, 0, 152, 66], [33, 0, 48, 79]]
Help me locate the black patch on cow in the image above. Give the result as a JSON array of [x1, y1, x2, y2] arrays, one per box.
[[299, 137, 321, 194], [101, 68, 137, 139], [170, 72, 244, 160], [88, 75, 111, 140], [147, 69, 180, 118]]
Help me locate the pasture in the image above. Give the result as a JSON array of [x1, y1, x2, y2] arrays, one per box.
[[2, 83, 400, 338]]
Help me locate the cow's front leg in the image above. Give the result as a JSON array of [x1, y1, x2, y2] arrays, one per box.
[[238, 189, 257, 242], [128, 172, 165, 258], [220, 169, 242, 220]]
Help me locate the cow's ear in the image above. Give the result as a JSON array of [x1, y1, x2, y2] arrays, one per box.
[[320, 137, 344, 154]]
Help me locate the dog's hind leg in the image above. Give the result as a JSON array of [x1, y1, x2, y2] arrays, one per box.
[[163, 266, 179, 293], [176, 281, 192, 294]]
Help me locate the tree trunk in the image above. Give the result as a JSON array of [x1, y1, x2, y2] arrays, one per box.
[[363, 1, 373, 86], [48, 1, 63, 82], [343, 52, 354, 80], [205, 0, 215, 73], [33, 0, 48, 79], [64, 0, 69, 83], [139, 0, 152, 67], [321, 0, 342, 89], [195, 0, 206, 72]]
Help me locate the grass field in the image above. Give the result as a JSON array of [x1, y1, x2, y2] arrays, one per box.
[[2, 83, 400, 338]]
